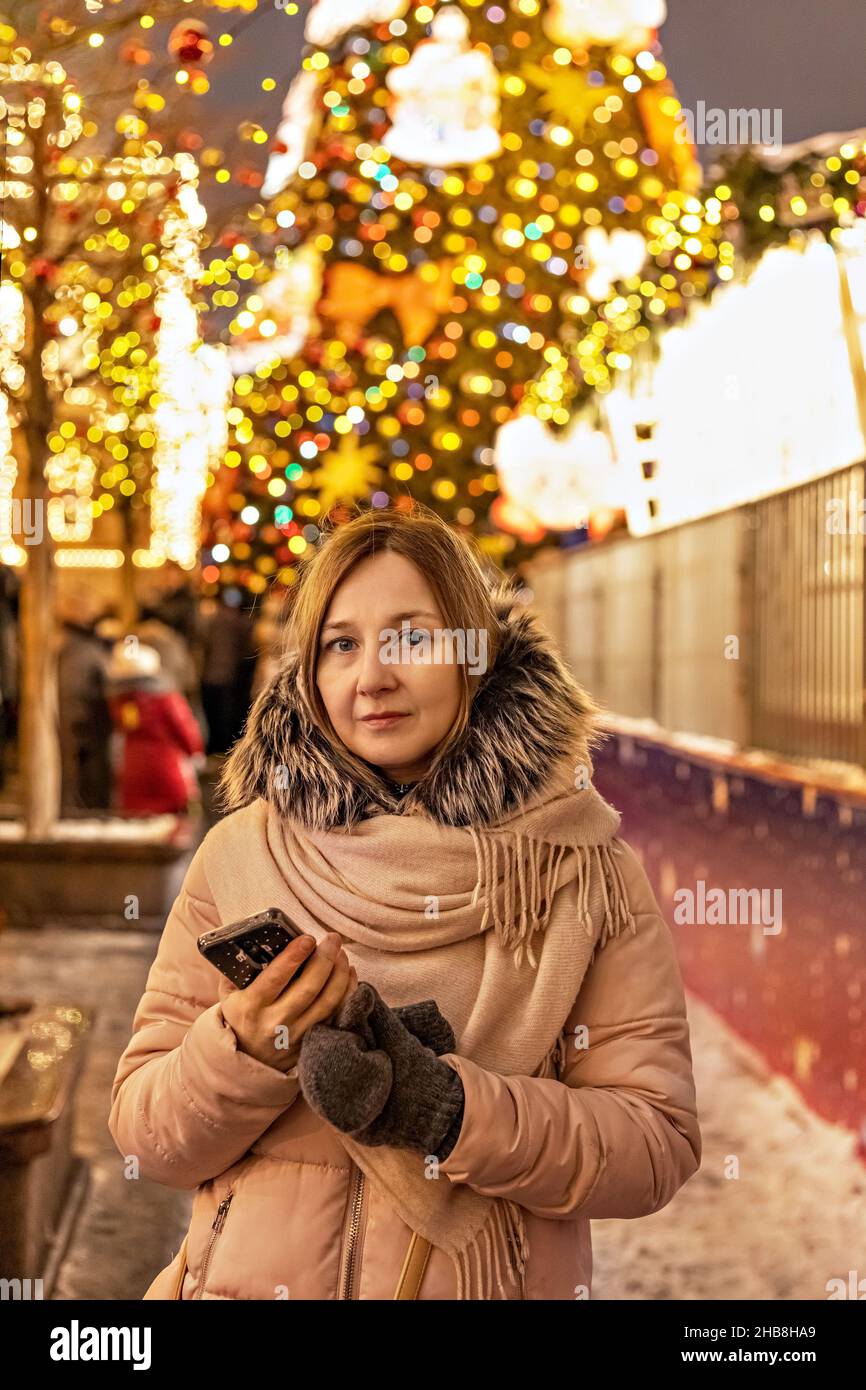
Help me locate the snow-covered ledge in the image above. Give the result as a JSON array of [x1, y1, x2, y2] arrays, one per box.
[[0, 814, 200, 931], [0, 815, 182, 844]]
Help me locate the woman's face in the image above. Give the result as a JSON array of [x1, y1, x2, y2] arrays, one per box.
[[315, 550, 462, 783]]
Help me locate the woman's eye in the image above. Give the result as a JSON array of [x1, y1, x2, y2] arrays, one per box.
[[326, 637, 355, 653], [402, 628, 426, 645]]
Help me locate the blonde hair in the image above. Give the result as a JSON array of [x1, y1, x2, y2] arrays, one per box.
[[286, 501, 504, 792]]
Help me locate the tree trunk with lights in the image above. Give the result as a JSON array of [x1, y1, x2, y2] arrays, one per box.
[[19, 136, 60, 837]]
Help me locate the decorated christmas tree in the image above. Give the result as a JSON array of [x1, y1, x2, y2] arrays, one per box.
[[206, 0, 720, 592]]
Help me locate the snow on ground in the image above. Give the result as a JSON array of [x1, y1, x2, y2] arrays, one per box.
[[590, 993, 866, 1301]]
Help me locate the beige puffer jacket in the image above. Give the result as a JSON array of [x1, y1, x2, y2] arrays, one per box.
[[108, 818, 700, 1300]]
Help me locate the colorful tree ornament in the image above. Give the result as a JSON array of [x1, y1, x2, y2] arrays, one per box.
[[317, 258, 458, 348], [167, 19, 214, 71], [636, 81, 703, 194], [521, 62, 618, 135], [493, 412, 617, 531], [310, 434, 385, 513]]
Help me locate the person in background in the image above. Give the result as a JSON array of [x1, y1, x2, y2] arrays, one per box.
[[135, 615, 206, 743], [250, 588, 289, 703], [107, 639, 204, 816], [141, 562, 199, 652], [57, 585, 113, 815], [198, 591, 255, 755]]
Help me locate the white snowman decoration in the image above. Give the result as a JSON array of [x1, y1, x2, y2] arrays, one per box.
[[384, 5, 501, 167]]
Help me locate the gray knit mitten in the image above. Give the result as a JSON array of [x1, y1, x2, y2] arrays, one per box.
[[298, 983, 465, 1159], [392, 999, 456, 1056]]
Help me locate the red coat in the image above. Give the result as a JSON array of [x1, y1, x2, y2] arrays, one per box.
[[109, 686, 204, 815]]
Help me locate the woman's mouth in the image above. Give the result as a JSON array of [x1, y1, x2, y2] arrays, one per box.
[[359, 713, 410, 730]]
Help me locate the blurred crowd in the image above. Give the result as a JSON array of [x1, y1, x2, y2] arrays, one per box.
[[0, 565, 288, 819]]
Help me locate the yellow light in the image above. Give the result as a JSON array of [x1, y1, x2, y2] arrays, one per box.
[[55, 548, 123, 568], [88, 33, 104, 48]]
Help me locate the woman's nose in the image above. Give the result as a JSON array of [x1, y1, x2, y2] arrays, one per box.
[[356, 637, 399, 693]]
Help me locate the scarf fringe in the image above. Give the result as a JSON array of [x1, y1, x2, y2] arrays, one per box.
[[468, 828, 637, 970], [450, 1198, 529, 1299]]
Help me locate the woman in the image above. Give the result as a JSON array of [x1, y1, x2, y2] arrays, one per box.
[[108, 503, 701, 1300]]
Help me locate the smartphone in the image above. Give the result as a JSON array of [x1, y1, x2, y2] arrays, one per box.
[[197, 907, 311, 990]]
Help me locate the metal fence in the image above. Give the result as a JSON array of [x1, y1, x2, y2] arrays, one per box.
[[751, 464, 866, 766], [527, 462, 866, 770]]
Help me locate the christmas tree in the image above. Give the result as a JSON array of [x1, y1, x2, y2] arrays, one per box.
[[206, 0, 720, 593]]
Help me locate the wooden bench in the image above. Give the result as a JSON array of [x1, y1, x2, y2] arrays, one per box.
[[0, 1000, 93, 1295]]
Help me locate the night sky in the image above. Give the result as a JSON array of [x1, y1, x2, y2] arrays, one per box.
[[200, 0, 866, 189]]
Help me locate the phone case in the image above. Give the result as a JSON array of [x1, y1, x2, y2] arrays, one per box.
[[197, 907, 307, 989]]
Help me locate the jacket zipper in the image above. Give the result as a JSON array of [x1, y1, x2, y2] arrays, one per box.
[[195, 1191, 233, 1300], [338, 1166, 367, 1299]]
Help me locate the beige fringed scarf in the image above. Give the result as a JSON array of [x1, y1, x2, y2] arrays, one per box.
[[205, 754, 636, 1300]]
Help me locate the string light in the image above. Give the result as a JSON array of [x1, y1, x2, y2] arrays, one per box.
[[150, 169, 232, 568], [0, 282, 25, 547]]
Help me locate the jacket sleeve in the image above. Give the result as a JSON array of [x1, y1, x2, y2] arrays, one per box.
[[437, 840, 701, 1220], [107, 835, 301, 1190], [161, 691, 204, 757]]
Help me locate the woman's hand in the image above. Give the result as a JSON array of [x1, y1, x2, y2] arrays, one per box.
[[218, 932, 358, 1073]]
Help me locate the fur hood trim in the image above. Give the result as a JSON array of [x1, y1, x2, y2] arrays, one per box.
[[218, 579, 600, 831]]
